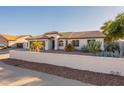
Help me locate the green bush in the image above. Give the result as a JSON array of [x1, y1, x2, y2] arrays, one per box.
[[64, 44, 75, 52], [87, 41, 101, 53], [105, 43, 120, 52]]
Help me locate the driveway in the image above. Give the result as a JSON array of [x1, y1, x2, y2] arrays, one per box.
[[0, 48, 28, 54], [0, 62, 92, 86], [0, 49, 92, 86], [0, 49, 9, 54]]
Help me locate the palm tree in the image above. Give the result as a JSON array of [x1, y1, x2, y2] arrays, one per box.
[[101, 12, 124, 42], [31, 41, 44, 52]]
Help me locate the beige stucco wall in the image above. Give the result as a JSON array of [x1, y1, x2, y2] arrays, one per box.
[[8, 40, 17, 48], [8, 36, 30, 48], [0, 54, 10, 59], [45, 34, 60, 50], [10, 50, 124, 76], [118, 40, 124, 56], [28, 39, 51, 50], [58, 38, 104, 50], [58, 39, 66, 50], [0, 35, 30, 48], [15, 36, 30, 49], [27, 35, 104, 51]]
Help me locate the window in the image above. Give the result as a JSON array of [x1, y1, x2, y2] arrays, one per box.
[[87, 40, 95, 44], [72, 40, 79, 47], [59, 40, 64, 46], [66, 40, 68, 46]]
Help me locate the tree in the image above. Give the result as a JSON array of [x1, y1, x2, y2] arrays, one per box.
[[101, 12, 124, 42], [101, 20, 113, 42], [31, 41, 44, 52]]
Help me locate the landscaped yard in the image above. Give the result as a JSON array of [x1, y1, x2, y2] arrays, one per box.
[[2, 58, 124, 86], [0, 59, 91, 86], [1, 49, 124, 86], [0, 51, 93, 86]]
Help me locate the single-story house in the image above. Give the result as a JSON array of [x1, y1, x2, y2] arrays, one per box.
[[0, 34, 31, 49], [26, 31, 105, 51]]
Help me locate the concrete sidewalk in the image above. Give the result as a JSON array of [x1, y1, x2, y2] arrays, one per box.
[[0, 62, 92, 86]]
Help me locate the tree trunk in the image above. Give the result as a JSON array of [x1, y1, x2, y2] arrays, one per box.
[[36, 47, 40, 52]]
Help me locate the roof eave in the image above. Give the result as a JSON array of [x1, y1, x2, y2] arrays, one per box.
[[59, 37, 104, 39], [26, 37, 51, 40]]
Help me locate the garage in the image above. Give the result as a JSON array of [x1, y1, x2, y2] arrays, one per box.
[[17, 43, 23, 48]]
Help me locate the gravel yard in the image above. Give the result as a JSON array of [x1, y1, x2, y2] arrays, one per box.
[[2, 58, 124, 86], [0, 60, 91, 86]]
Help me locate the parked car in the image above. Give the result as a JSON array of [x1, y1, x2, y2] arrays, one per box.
[[0, 45, 7, 50]]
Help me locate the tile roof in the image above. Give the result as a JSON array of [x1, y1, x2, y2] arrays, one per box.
[[59, 31, 104, 39], [26, 35, 51, 40], [44, 31, 60, 35], [16, 35, 31, 39], [0, 34, 19, 41], [27, 31, 104, 40], [0, 34, 31, 41]]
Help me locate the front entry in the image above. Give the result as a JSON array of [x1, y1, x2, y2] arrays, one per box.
[[52, 40, 55, 50]]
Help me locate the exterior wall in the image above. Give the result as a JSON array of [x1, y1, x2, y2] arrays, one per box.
[[47, 39, 52, 50], [27, 35, 104, 51], [0, 36, 30, 48], [15, 36, 31, 49], [118, 39, 124, 56], [0, 54, 10, 59], [0, 36, 8, 46], [28, 39, 51, 50], [98, 38, 104, 50], [58, 38, 104, 50], [45, 34, 60, 50], [10, 50, 124, 76], [45, 39, 49, 50], [8, 41, 17, 48], [58, 39, 66, 50], [27, 41, 30, 49]]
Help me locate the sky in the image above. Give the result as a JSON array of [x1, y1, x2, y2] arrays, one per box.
[[0, 6, 124, 35]]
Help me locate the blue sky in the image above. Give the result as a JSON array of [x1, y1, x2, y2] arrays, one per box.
[[0, 6, 124, 35]]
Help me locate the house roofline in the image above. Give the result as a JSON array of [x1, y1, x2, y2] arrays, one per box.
[[58, 37, 104, 39], [0, 34, 9, 41]]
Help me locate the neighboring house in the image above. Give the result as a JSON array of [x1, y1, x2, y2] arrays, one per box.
[[0, 34, 31, 49], [27, 31, 105, 51]]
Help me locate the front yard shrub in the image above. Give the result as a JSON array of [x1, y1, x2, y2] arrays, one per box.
[[64, 44, 75, 52], [96, 50, 120, 57], [96, 43, 120, 58], [87, 40, 101, 53], [105, 43, 120, 52]]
